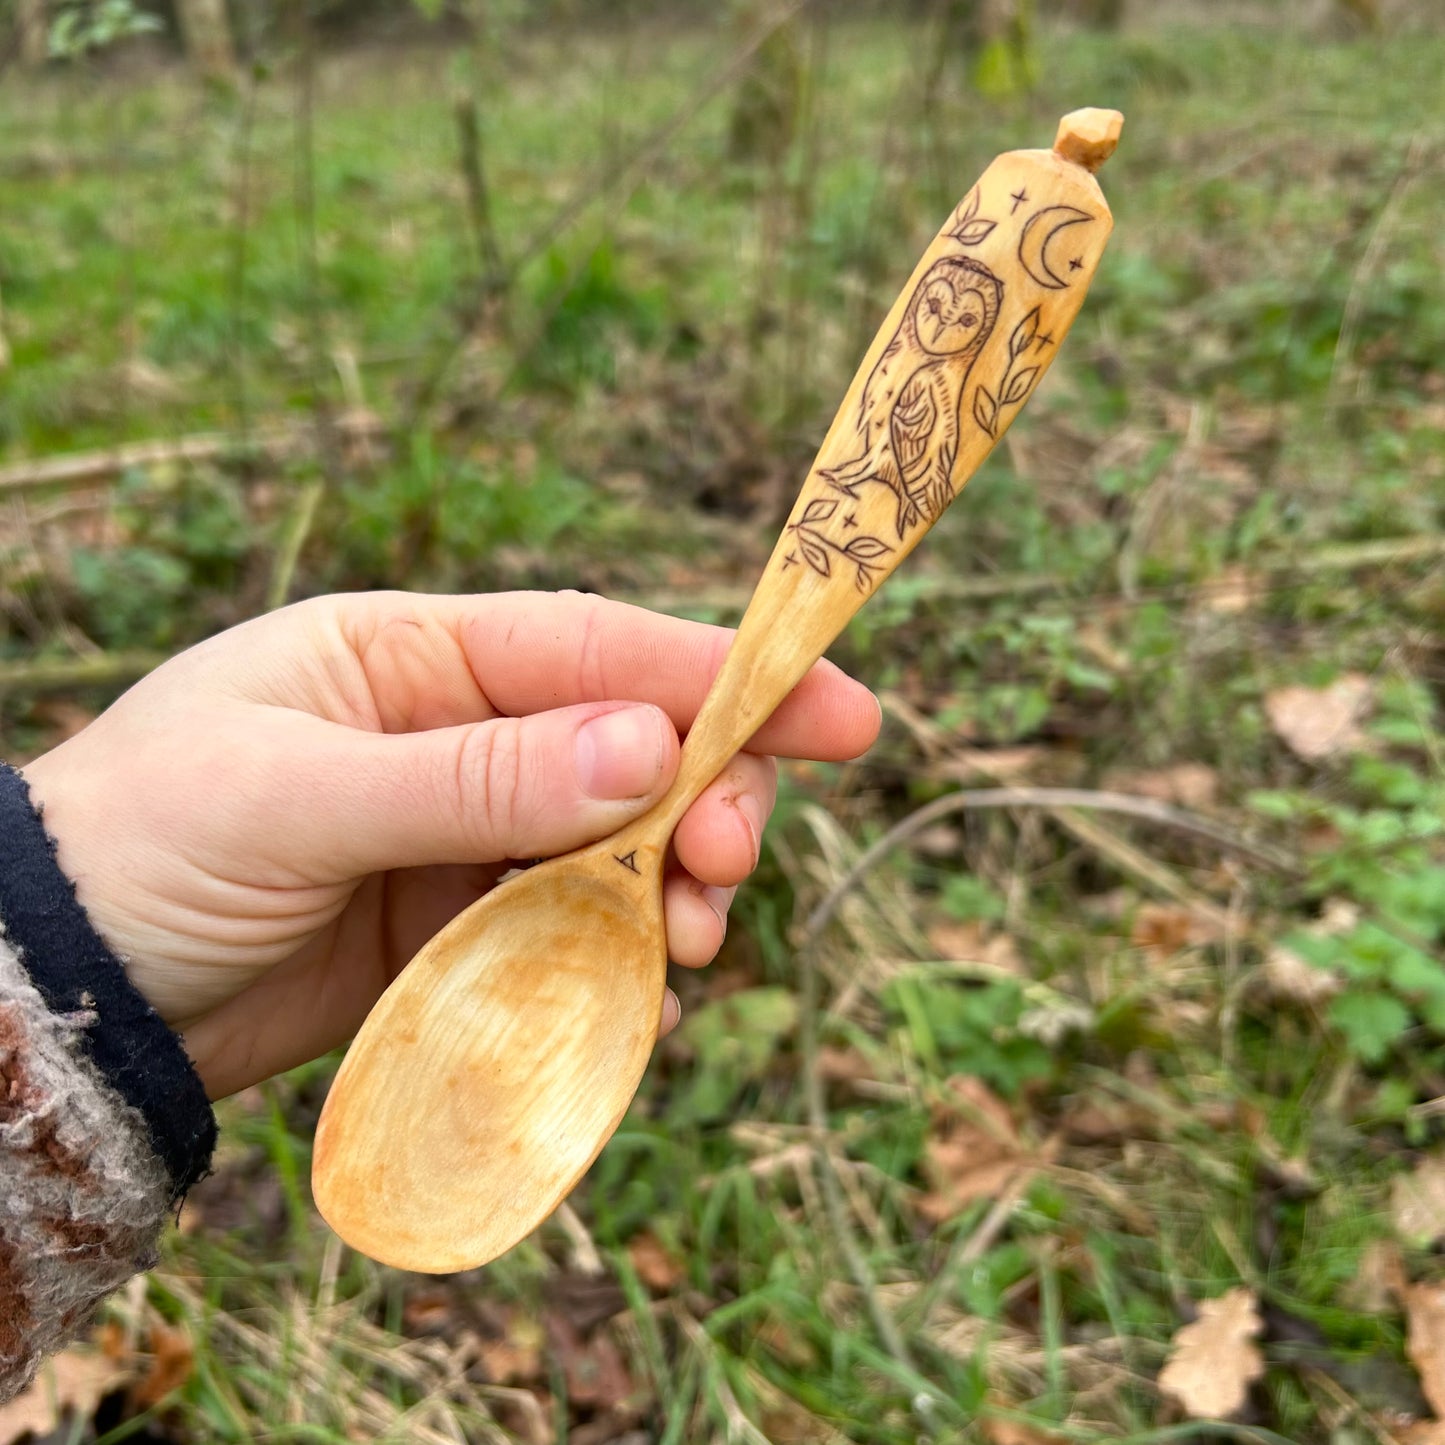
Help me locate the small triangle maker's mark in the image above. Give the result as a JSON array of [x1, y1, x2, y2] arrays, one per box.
[[614, 850, 640, 874]]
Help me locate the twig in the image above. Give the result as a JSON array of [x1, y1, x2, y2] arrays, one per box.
[[800, 786, 1297, 947], [453, 94, 507, 302], [1329, 133, 1432, 410], [510, 0, 812, 278], [0, 651, 166, 692], [617, 531, 1445, 621], [404, 0, 814, 427], [0, 415, 387, 496], [265, 477, 325, 611], [552, 1201, 606, 1278], [1049, 805, 1233, 930], [289, 0, 345, 498]]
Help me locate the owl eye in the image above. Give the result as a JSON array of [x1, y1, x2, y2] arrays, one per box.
[[960, 312, 978, 329]]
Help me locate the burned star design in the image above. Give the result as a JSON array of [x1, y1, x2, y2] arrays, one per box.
[[1010, 188, 1028, 214]]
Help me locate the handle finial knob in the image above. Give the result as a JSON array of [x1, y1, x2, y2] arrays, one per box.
[[1054, 108, 1124, 173]]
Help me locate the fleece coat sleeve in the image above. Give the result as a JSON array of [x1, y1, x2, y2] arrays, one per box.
[[0, 762, 216, 1403]]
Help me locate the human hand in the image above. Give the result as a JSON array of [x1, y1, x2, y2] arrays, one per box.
[[20, 591, 879, 1099]]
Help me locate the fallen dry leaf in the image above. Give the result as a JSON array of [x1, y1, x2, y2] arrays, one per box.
[[983, 1409, 1069, 1444], [1343, 1238, 1403, 1314], [1402, 1279, 1445, 1421], [1157, 1287, 1265, 1420], [477, 1312, 545, 1386], [627, 1231, 686, 1294], [130, 1320, 193, 1409], [917, 1076, 1027, 1223], [544, 1312, 633, 1411], [926, 920, 1025, 974], [1394, 1156, 1445, 1250], [1260, 899, 1358, 1004], [1104, 762, 1219, 810], [0, 1348, 131, 1442], [1265, 674, 1372, 761], [1131, 903, 1215, 957], [814, 1044, 876, 1090], [1261, 942, 1343, 1004], [401, 1285, 455, 1334], [1199, 564, 1262, 616]]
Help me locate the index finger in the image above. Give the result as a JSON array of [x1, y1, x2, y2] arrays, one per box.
[[335, 590, 882, 761]]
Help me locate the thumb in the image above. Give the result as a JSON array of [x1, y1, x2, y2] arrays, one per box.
[[286, 701, 678, 878]]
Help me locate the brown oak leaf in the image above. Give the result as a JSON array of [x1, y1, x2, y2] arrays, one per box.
[[1403, 1279, 1445, 1422], [1394, 1156, 1445, 1250], [1157, 1287, 1265, 1419], [917, 1076, 1027, 1223], [1265, 674, 1372, 761]]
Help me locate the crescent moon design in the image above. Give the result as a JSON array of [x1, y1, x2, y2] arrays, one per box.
[[1018, 205, 1094, 290]]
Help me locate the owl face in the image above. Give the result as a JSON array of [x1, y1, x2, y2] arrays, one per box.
[[909, 259, 1001, 358]]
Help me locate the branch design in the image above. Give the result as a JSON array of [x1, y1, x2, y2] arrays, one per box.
[[785, 498, 894, 593], [972, 305, 1044, 440]]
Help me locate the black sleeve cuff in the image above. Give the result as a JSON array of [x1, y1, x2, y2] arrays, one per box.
[[0, 761, 216, 1198]]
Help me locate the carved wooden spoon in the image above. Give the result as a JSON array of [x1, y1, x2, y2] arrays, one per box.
[[312, 108, 1123, 1271]]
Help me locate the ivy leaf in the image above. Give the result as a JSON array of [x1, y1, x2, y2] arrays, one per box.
[[1004, 366, 1039, 406], [800, 497, 837, 525], [1328, 990, 1412, 1064]]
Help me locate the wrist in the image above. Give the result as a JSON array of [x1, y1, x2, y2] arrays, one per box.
[[0, 760, 217, 1181]]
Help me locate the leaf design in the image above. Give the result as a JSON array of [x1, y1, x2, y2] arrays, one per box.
[[800, 498, 838, 525], [1004, 365, 1039, 406], [798, 537, 831, 578], [947, 188, 997, 247], [1010, 306, 1041, 361], [972, 385, 998, 439], [853, 567, 873, 593], [843, 534, 892, 560], [952, 218, 996, 247]]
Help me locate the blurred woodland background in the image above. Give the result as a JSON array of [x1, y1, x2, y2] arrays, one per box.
[[3, 0, 1445, 1441]]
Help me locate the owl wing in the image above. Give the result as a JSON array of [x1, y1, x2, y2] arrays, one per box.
[[890, 368, 940, 492]]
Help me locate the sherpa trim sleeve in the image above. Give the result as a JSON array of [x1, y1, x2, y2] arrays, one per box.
[[0, 761, 217, 1403]]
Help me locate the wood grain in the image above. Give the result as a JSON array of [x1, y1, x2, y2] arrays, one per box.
[[312, 109, 1123, 1272]]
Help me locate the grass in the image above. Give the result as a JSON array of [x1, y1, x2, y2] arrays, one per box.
[[3, 3, 1445, 1441]]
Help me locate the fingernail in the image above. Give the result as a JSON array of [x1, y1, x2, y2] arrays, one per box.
[[691, 880, 735, 935], [575, 706, 668, 800], [660, 989, 681, 1035], [736, 792, 764, 869]]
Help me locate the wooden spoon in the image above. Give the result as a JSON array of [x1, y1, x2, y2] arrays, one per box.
[[312, 108, 1123, 1271]]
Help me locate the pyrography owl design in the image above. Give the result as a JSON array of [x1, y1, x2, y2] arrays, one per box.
[[823, 255, 1002, 540]]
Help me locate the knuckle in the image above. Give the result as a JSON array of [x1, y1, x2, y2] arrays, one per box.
[[454, 722, 524, 853]]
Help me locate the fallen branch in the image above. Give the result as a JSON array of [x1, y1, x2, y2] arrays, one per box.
[[0, 413, 386, 496], [0, 651, 166, 692], [621, 531, 1445, 620], [800, 786, 1297, 947]]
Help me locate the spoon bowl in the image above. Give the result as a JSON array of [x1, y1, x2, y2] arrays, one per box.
[[313, 842, 666, 1269]]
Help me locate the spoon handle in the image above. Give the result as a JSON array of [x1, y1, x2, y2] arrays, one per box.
[[630, 109, 1123, 843]]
